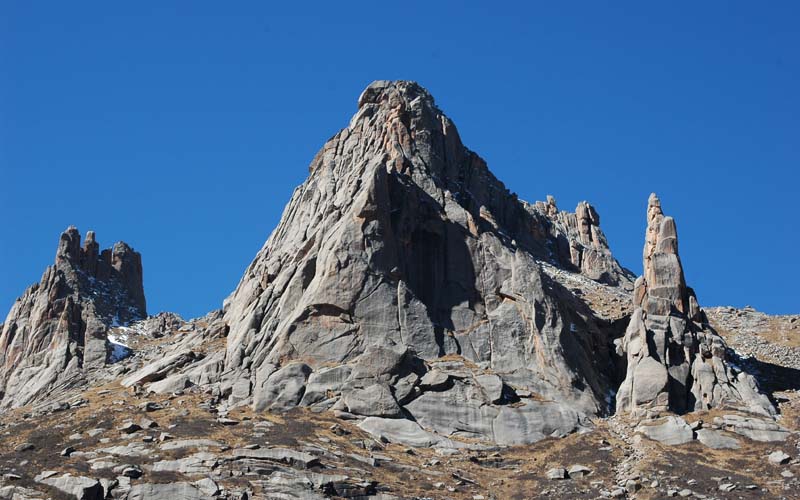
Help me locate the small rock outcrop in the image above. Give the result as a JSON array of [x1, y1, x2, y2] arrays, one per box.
[[616, 194, 773, 416], [532, 196, 632, 286], [0, 227, 146, 409]]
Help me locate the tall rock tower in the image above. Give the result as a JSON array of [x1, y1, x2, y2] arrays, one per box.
[[616, 194, 773, 416]]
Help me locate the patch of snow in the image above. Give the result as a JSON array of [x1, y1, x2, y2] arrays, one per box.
[[110, 313, 131, 328], [107, 332, 132, 363], [605, 388, 617, 414]]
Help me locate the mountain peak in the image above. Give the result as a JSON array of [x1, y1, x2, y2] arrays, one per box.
[[213, 80, 642, 444], [356, 80, 435, 110], [0, 227, 147, 408]]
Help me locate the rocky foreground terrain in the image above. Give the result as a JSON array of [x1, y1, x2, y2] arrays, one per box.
[[0, 81, 797, 499]]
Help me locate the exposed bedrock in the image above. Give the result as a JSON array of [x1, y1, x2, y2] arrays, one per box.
[[214, 81, 633, 444], [0, 227, 146, 409], [615, 194, 774, 417]]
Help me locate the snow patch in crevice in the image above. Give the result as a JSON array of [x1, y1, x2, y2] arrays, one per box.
[[107, 330, 132, 363], [605, 388, 617, 415], [110, 314, 125, 328], [106, 319, 148, 363]]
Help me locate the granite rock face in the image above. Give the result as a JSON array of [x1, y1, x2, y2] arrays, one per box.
[[218, 80, 631, 443], [532, 196, 630, 286], [616, 194, 773, 416], [0, 227, 146, 409]]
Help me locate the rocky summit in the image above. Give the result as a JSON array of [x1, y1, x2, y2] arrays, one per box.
[[0, 227, 145, 410], [0, 81, 798, 500], [615, 194, 774, 418]]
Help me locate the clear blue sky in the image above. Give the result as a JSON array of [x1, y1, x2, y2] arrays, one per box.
[[2, 2, 798, 318]]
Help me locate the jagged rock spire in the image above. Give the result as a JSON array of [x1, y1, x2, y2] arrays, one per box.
[[0, 227, 146, 409], [213, 80, 632, 445], [616, 194, 773, 417]]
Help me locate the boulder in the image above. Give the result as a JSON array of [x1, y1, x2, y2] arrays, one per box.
[[713, 415, 790, 442], [636, 416, 694, 445], [546, 468, 568, 480], [695, 429, 740, 450], [474, 374, 504, 403], [127, 483, 205, 500], [35, 472, 103, 500], [358, 417, 443, 448], [230, 448, 320, 469], [299, 365, 352, 406], [253, 363, 311, 412], [567, 465, 592, 478], [768, 450, 791, 464], [343, 384, 402, 417], [150, 452, 218, 474], [419, 370, 450, 390], [194, 478, 219, 496], [121, 351, 201, 388]]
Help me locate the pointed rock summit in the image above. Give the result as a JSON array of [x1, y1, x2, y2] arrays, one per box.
[[209, 80, 633, 444], [0, 81, 775, 453], [0, 227, 146, 408], [616, 194, 773, 416]]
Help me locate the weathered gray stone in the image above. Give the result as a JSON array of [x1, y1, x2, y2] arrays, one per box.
[[159, 439, 225, 451], [150, 452, 218, 474], [127, 483, 205, 500], [713, 415, 790, 442], [617, 194, 774, 417], [117, 422, 142, 434], [194, 478, 219, 496], [97, 443, 149, 457], [474, 374, 504, 403], [121, 350, 201, 388], [0, 228, 146, 409], [147, 374, 191, 394], [567, 465, 592, 478], [546, 468, 568, 480], [299, 365, 352, 406], [492, 401, 585, 445], [35, 472, 103, 500], [218, 81, 631, 443], [121, 466, 142, 479], [343, 383, 402, 417], [392, 372, 419, 403], [695, 429, 740, 449], [358, 417, 442, 448], [253, 362, 311, 412], [419, 370, 450, 389], [230, 447, 320, 469], [768, 450, 791, 464], [636, 416, 694, 445], [406, 380, 497, 439]]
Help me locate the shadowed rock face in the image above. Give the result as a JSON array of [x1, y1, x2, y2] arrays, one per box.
[[616, 194, 774, 416], [218, 80, 632, 443], [0, 227, 145, 409]]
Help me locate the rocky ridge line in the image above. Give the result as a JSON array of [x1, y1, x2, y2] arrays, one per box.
[[0, 227, 146, 409]]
